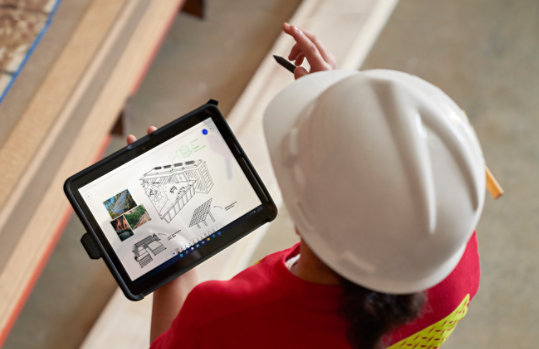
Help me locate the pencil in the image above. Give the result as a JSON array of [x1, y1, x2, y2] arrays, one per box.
[[273, 55, 296, 74], [486, 166, 503, 199]]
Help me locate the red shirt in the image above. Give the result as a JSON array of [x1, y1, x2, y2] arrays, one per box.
[[151, 232, 480, 348]]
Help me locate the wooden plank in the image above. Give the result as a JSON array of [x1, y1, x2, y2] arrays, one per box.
[[0, 0, 126, 340], [0, 0, 150, 270], [0, 0, 94, 145], [0, 0, 126, 215], [0, 0, 184, 345], [81, 290, 154, 349], [80, 0, 398, 347]]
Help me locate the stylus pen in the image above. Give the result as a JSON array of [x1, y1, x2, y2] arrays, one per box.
[[273, 55, 296, 73]]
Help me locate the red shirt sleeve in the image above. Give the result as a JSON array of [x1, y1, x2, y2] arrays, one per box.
[[150, 287, 202, 349]]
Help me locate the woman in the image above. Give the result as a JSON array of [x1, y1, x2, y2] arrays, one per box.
[[129, 23, 484, 349]]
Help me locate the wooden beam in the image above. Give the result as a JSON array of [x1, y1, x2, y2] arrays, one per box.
[[0, 0, 184, 345], [0, 0, 127, 216]]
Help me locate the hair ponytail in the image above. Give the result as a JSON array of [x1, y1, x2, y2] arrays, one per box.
[[338, 277, 426, 349]]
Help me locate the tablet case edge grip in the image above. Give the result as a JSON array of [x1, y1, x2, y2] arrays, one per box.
[[81, 233, 102, 260]]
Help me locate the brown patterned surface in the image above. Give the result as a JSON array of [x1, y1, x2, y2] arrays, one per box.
[[0, 0, 56, 12], [0, 0, 57, 73], [0, 0, 85, 147]]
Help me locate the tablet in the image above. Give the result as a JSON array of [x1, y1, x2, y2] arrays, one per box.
[[64, 100, 277, 300]]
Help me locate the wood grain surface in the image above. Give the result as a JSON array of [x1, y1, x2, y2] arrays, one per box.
[[0, 0, 184, 345]]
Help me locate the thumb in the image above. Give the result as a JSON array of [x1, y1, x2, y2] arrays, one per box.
[[294, 66, 309, 79]]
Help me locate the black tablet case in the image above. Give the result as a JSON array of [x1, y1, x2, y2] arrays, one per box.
[[64, 100, 277, 300]]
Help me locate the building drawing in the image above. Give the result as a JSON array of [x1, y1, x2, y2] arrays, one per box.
[[133, 234, 166, 268], [189, 198, 215, 228], [140, 160, 213, 223]]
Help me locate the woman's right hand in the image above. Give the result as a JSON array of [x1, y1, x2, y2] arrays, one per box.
[[282, 22, 336, 79]]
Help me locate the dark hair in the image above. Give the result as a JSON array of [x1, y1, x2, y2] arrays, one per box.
[[338, 277, 426, 349]]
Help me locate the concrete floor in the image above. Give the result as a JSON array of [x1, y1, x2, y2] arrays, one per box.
[[5, 0, 538, 348], [361, 1, 539, 347]]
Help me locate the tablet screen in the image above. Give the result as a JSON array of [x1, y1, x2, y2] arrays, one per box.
[[78, 117, 261, 281]]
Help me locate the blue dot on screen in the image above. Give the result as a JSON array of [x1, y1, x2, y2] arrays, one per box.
[[202, 129, 208, 135]]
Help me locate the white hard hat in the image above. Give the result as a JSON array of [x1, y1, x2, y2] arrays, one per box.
[[263, 70, 485, 294]]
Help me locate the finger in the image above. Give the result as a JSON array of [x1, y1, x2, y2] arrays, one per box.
[[294, 66, 309, 80], [294, 53, 305, 67], [302, 30, 336, 68], [282, 22, 294, 35], [147, 126, 157, 134], [288, 43, 302, 61], [283, 24, 308, 66], [126, 134, 137, 145], [284, 24, 311, 62], [288, 27, 327, 71], [283, 23, 336, 69]]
